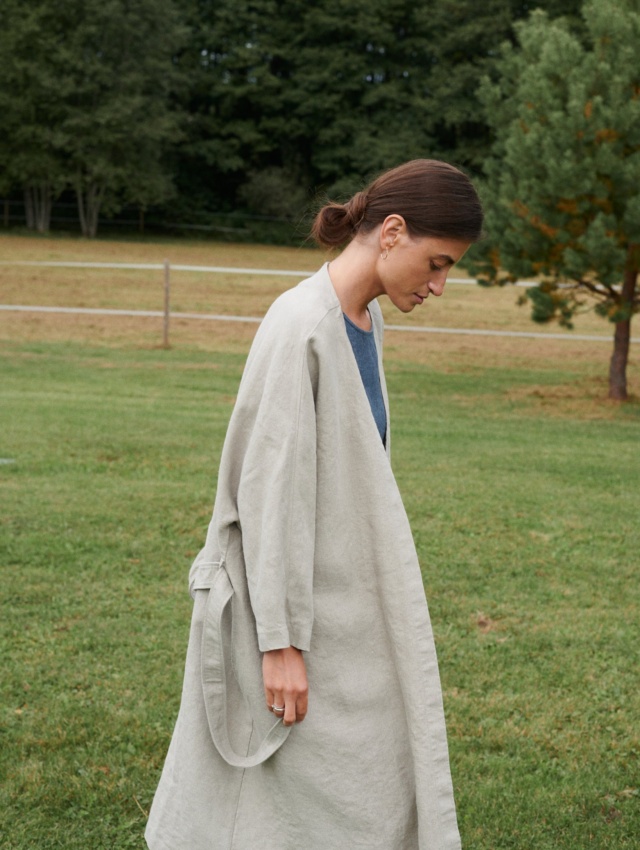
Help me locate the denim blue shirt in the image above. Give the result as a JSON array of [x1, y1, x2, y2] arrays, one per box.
[[344, 313, 387, 444]]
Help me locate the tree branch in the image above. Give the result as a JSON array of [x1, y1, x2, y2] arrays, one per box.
[[578, 278, 617, 301]]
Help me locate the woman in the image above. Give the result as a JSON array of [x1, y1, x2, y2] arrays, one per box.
[[146, 159, 483, 850]]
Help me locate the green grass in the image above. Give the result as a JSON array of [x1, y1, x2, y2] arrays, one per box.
[[391, 363, 639, 848], [1, 339, 639, 849]]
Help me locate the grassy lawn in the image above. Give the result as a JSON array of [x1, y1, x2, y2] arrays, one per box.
[[1, 236, 639, 848]]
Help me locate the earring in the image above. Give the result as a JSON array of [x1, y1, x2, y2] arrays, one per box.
[[381, 247, 389, 260]]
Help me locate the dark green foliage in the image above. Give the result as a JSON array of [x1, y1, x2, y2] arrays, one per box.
[[0, 0, 186, 236], [526, 285, 575, 327], [0, 0, 590, 227], [58, 0, 187, 236], [414, 0, 583, 169], [167, 0, 584, 212], [172, 0, 437, 207], [0, 1, 69, 229], [236, 168, 309, 219]]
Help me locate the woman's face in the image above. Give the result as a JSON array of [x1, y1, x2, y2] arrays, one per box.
[[377, 230, 471, 314]]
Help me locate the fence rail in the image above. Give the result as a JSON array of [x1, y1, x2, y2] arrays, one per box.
[[0, 259, 535, 287], [0, 260, 633, 345]]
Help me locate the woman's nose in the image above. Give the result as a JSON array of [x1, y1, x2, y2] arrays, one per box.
[[427, 271, 447, 297]]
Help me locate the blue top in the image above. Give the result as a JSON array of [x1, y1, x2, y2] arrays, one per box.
[[344, 313, 387, 444]]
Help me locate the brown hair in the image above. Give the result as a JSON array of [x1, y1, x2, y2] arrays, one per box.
[[311, 159, 483, 248]]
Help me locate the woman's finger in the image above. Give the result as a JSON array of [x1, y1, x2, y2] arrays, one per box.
[[282, 695, 296, 727], [295, 692, 308, 723], [271, 691, 286, 718]]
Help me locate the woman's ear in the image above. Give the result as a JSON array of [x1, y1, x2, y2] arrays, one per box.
[[379, 214, 407, 248]]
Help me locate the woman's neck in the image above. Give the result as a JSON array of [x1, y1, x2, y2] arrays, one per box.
[[327, 238, 382, 331]]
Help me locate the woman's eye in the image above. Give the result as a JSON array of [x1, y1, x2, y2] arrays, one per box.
[[430, 263, 444, 272]]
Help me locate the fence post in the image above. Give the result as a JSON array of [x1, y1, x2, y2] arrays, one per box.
[[163, 259, 171, 349]]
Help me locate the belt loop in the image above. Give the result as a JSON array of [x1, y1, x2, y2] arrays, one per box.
[[200, 566, 291, 767]]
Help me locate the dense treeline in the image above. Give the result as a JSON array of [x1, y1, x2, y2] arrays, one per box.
[[0, 0, 583, 236], [0, 0, 186, 236]]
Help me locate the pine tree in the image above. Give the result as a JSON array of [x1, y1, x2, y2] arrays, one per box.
[[422, 0, 583, 169], [470, 0, 640, 400]]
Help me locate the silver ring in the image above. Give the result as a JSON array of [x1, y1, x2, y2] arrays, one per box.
[[271, 704, 285, 713]]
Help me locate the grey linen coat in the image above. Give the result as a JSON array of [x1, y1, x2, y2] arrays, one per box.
[[145, 265, 461, 850]]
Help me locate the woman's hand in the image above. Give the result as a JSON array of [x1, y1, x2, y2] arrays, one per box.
[[263, 646, 308, 727]]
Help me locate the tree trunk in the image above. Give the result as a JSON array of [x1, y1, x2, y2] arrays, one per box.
[[77, 180, 105, 238], [608, 249, 638, 401], [39, 185, 51, 233], [34, 183, 51, 232], [24, 188, 35, 230], [24, 184, 53, 232]]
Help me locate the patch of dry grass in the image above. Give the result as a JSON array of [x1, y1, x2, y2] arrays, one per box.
[[0, 233, 321, 267], [0, 232, 637, 415], [0, 232, 617, 338]]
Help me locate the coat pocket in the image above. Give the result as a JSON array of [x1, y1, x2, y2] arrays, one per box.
[[193, 559, 292, 768]]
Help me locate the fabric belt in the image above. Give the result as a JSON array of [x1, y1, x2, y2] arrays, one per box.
[[190, 559, 291, 768]]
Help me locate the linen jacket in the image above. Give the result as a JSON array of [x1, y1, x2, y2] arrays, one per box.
[[145, 265, 461, 850]]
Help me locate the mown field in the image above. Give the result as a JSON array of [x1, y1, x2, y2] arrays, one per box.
[[1, 234, 639, 849]]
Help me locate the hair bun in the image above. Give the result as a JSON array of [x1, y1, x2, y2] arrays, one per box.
[[312, 191, 368, 248], [345, 191, 367, 230], [311, 203, 351, 248]]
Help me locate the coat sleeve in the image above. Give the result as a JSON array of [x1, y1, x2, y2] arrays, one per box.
[[233, 329, 318, 653]]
